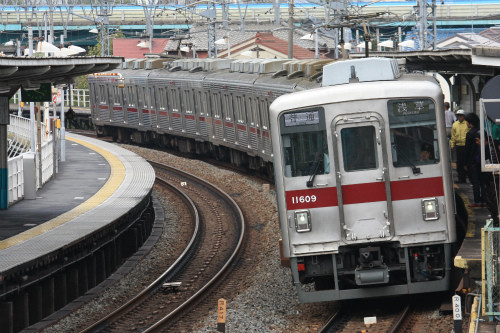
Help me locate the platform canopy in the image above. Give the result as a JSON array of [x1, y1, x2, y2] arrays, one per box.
[[0, 56, 123, 97]]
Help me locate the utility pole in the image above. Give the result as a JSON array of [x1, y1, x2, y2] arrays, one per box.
[[288, 0, 293, 59], [415, 0, 437, 50], [274, 0, 281, 25], [49, 0, 54, 44]]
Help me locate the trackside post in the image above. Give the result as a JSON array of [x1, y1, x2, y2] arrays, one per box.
[[217, 298, 226, 332]]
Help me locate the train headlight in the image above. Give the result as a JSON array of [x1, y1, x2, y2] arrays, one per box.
[[295, 210, 311, 232], [421, 198, 439, 221]]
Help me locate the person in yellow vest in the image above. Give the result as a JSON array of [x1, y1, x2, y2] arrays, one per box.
[[450, 109, 469, 183]]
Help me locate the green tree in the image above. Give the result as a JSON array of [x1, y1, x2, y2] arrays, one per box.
[[88, 29, 126, 56], [75, 29, 126, 89]]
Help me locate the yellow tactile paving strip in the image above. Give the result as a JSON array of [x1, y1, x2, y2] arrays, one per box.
[[454, 184, 480, 269], [0, 136, 126, 250]]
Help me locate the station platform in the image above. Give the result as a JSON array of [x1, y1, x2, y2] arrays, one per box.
[[453, 180, 499, 333], [0, 133, 155, 332], [0, 132, 155, 258], [0, 134, 110, 243], [453, 181, 489, 275]]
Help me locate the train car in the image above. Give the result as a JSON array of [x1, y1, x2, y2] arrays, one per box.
[[89, 57, 464, 303], [270, 58, 458, 302], [89, 58, 327, 175]]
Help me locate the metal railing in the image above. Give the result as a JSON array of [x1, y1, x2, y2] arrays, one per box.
[[482, 219, 500, 321], [7, 115, 30, 158], [7, 114, 55, 206]]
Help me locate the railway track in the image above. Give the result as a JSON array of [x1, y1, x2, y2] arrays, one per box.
[[80, 160, 246, 332], [318, 295, 454, 333]]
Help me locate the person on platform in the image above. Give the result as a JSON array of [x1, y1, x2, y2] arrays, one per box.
[[464, 113, 485, 207], [450, 110, 469, 183], [444, 102, 456, 139]]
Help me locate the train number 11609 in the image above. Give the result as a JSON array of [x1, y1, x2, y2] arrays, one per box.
[[291, 195, 317, 204]]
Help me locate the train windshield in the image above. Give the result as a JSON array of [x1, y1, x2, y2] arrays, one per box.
[[279, 108, 329, 177], [388, 99, 439, 167], [341, 126, 378, 171]]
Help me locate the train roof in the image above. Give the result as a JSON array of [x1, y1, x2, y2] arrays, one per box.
[[270, 73, 441, 115]]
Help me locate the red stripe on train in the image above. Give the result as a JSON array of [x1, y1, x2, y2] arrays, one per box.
[[185, 115, 195, 120], [99, 105, 109, 110], [142, 109, 149, 114], [159, 111, 168, 116], [391, 177, 444, 200], [284, 177, 444, 210], [127, 108, 138, 112], [237, 124, 246, 131], [171, 113, 181, 118], [113, 106, 122, 111]]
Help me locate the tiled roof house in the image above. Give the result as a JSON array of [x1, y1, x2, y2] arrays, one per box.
[[163, 22, 337, 59], [113, 38, 169, 58]]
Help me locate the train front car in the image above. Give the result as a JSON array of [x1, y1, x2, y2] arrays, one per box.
[[270, 58, 456, 303]]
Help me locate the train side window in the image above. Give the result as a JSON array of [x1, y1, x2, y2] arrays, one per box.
[[341, 126, 378, 172], [279, 108, 329, 177], [127, 86, 135, 106], [247, 97, 257, 126], [203, 91, 211, 117], [194, 91, 202, 115], [260, 99, 269, 130], [211, 92, 221, 118], [113, 86, 121, 105], [388, 99, 439, 167], [99, 85, 106, 104]]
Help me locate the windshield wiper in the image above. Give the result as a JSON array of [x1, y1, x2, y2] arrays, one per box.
[[307, 153, 323, 187], [392, 144, 421, 175]]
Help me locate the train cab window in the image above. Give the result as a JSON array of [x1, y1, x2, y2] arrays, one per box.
[[341, 126, 378, 172], [280, 108, 329, 177], [388, 99, 439, 167]]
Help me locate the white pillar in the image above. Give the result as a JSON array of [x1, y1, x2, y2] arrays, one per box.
[[60, 88, 65, 162]]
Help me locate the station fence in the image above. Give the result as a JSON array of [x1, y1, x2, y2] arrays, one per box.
[[6, 114, 55, 206], [482, 219, 500, 321]]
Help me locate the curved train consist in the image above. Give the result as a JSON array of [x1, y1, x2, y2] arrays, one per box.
[[90, 57, 461, 302]]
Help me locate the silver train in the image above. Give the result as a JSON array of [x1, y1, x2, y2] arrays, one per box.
[[89, 58, 328, 177], [89, 57, 462, 302]]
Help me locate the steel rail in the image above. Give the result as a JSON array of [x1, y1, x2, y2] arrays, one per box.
[[80, 175, 200, 333]]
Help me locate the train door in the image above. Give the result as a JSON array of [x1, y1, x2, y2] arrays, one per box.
[[126, 85, 139, 126], [168, 87, 182, 132], [183, 88, 196, 135], [139, 86, 150, 128], [332, 112, 394, 241], [211, 91, 223, 142], [235, 95, 248, 149], [112, 84, 124, 123], [247, 96, 260, 153], [98, 84, 110, 122], [221, 92, 235, 143], [259, 97, 272, 156], [157, 86, 169, 131], [148, 86, 157, 128]]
